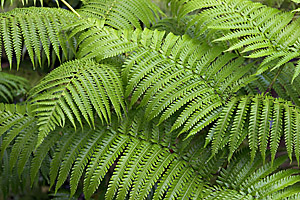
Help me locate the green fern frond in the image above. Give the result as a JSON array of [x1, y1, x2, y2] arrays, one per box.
[[0, 104, 36, 177], [30, 130, 60, 184], [0, 72, 28, 102], [77, 0, 163, 29], [35, 109, 221, 199], [215, 149, 300, 199], [174, 0, 300, 80], [246, 64, 300, 106], [0, 7, 77, 69], [1, 0, 44, 8], [210, 94, 300, 163], [67, 23, 255, 135], [41, 115, 207, 200], [3, 108, 300, 199], [30, 59, 125, 147]]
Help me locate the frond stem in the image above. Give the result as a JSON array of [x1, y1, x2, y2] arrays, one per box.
[[60, 0, 80, 18], [263, 65, 285, 96]]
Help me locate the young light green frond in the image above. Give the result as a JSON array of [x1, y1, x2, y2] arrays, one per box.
[[174, 0, 300, 79], [0, 72, 29, 103], [77, 0, 163, 29], [0, 7, 77, 69], [30, 59, 125, 147], [211, 94, 300, 162]]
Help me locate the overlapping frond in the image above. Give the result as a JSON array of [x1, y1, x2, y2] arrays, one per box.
[[0, 104, 38, 182], [29, 59, 125, 146], [3, 109, 300, 199], [0, 72, 28, 102], [67, 22, 256, 135], [46, 111, 215, 200], [77, 0, 163, 29], [246, 63, 300, 106], [210, 94, 300, 163], [0, 103, 65, 198], [172, 0, 300, 80], [210, 149, 300, 200], [0, 7, 77, 69]]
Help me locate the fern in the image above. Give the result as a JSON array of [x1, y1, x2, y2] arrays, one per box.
[[2, 108, 300, 199], [67, 23, 257, 135], [204, 149, 300, 199], [0, 72, 28, 102], [2, 0, 300, 199], [77, 0, 163, 29], [210, 94, 300, 163], [29, 59, 125, 146], [173, 0, 300, 80], [1, 0, 44, 7], [0, 7, 78, 69]]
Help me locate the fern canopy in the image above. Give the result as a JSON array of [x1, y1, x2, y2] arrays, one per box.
[[1, 107, 300, 199], [2, 0, 300, 199]]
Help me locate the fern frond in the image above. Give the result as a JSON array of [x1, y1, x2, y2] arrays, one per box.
[[174, 0, 300, 79], [30, 59, 125, 146], [0, 72, 28, 102], [30, 130, 60, 184], [1, 0, 45, 8], [215, 149, 300, 199], [67, 23, 255, 135], [4, 108, 300, 199], [210, 94, 300, 162], [0, 7, 77, 69], [77, 0, 163, 29], [44, 109, 221, 200], [246, 64, 300, 106]]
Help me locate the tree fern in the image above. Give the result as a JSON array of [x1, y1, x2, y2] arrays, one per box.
[[29, 59, 125, 146], [2, 0, 300, 199], [210, 94, 300, 163], [77, 0, 163, 29], [173, 0, 300, 80], [0, 7, 78, 69], [67, 23, 256, 135]]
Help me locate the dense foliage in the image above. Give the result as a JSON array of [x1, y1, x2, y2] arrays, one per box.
[[1, 0, 300, 199]]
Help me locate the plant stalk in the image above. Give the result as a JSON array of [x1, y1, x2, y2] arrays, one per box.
[[263, 65, 284, 96], [60, 0, 80, 18]]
